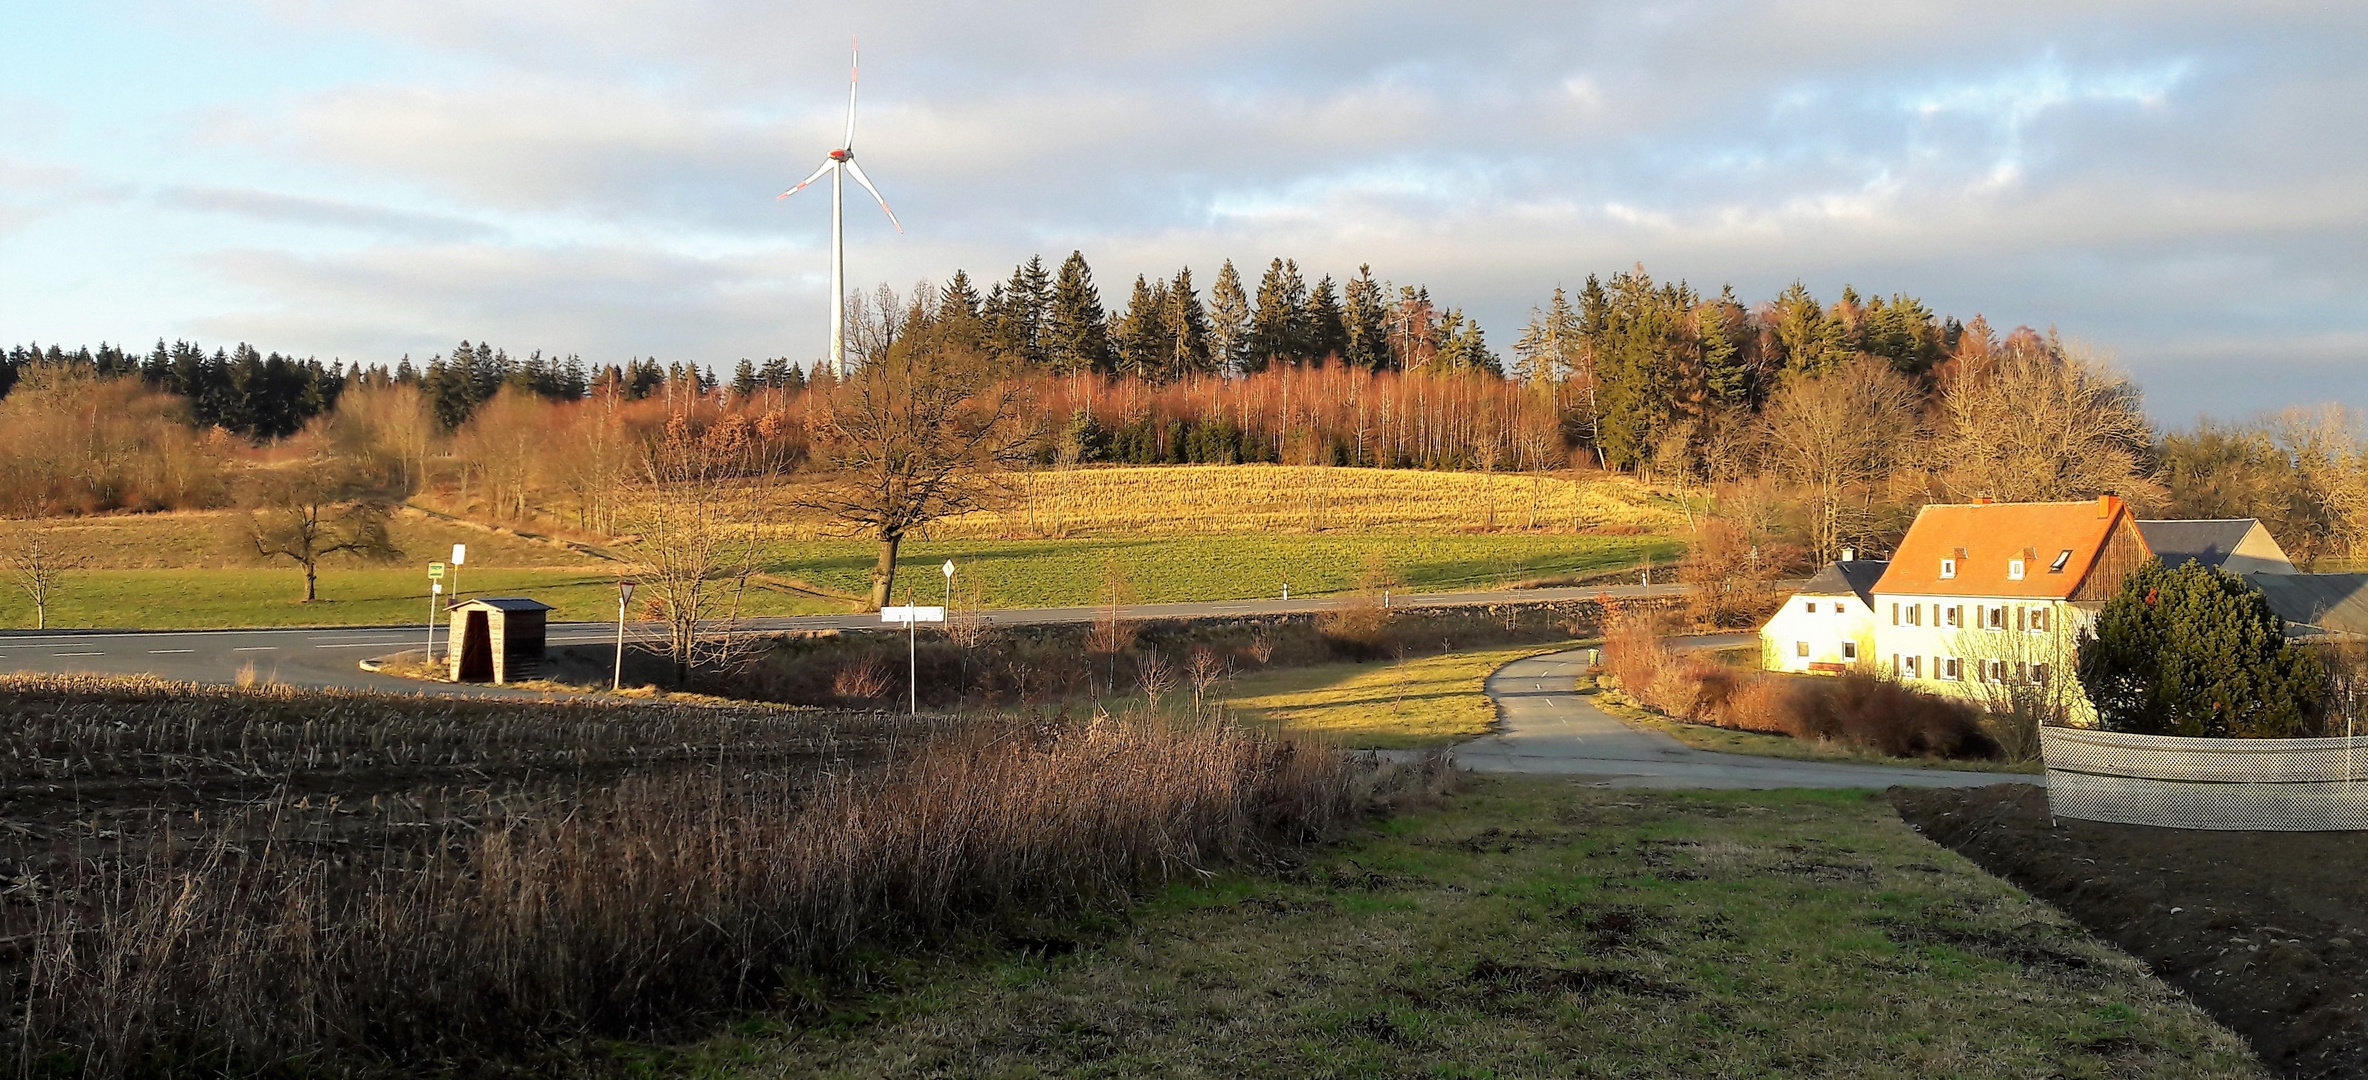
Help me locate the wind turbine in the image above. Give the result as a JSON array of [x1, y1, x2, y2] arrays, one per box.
[[779, 39, 903, 377]]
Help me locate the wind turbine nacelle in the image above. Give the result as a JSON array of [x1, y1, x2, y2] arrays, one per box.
[[829, 149, 851, 161]]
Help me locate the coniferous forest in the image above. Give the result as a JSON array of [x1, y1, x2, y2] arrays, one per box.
[[4, 251, 2365, 563]]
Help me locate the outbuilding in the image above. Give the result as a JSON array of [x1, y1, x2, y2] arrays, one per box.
[[447, 596, 553, 684]]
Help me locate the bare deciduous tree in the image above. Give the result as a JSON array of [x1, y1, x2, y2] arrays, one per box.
[[242, 454, 401, 602], [1940, 342, 2161, 506], [0, 534, 86, 629], [797, 330, 1036, 609], [618, 412, 771, 687], [1761, 357, 1921, 563]]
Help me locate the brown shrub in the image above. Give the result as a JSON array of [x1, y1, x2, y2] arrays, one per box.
[[1603, 608, 1998, 762], [6, 699, 1406, 1075]]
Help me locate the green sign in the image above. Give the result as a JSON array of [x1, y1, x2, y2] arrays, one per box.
[[428, 562, 446, 579]]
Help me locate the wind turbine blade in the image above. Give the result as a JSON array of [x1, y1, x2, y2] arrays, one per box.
[[843, 37, 859, 151], [843, 159, 903, 233], [776, 159, 835, 200]]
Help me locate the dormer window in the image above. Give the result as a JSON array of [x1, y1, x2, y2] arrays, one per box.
[[2049, 549, 2073, 573], [2008, 559, 2025, 580], [1939, 558, 1956, 579]]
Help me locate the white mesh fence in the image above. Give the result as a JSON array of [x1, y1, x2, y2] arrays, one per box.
[[2042, 726, 2368, 831]]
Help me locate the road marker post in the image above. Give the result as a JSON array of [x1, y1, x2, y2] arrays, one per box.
[[880, 604, 946, 716], [614, 580, 637, 692]]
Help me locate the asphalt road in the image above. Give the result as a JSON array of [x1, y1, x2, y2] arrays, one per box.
[[0, 581, 1694, 693], [1449, 645, 2027, 789]]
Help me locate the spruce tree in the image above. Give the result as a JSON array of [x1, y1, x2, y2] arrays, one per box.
[[1512, 287, 1584, 384], [1045, 250, 1112, 374], [1207, 259, 1250, 375], [1247, 258, 1308, 370], [1303, 274, 1347, 365], [2076, 560, 2329, 738], [1773, 281, 1846, 378], [1343, 265, 1390, 370], [1165, 267, 1211, 376], [732, 358, 760, 396], [1113, 274, 1166, 380], [1697, 290, 1751, 409]]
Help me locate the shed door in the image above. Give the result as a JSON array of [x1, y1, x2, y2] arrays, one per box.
[[458, 610, 494, 681]]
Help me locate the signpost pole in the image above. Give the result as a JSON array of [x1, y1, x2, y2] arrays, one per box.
[[909, 604, 918, 717], [428, 582, 441, 664], [614, 580, 636, 692]]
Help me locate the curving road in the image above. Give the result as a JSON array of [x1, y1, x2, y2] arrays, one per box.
[[1451, 645, 2026, 789], [0, 581, 1697, 692]]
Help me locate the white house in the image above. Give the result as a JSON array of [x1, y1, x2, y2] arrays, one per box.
[[1760, 555, 1887, 674]]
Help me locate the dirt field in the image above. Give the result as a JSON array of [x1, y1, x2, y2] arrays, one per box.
[[1893, 784, 2368, 1080]]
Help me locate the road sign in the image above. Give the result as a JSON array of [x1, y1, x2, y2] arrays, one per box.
[[428, 562, 446, 579], [880, 606, 946, 623], [451, 544, 467, 566]]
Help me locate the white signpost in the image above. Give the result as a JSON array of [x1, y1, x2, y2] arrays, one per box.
[[450, 544, 467, 602], [881, 605, 946, 715]]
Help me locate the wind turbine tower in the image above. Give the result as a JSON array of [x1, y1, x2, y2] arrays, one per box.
[[779, 39, 902, 377]]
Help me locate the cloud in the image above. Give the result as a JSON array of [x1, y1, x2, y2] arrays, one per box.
[[158, 186, 501, 241], [3, 0, 2360, 421]]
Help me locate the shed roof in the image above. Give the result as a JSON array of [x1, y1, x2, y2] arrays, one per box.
[[2137, 519, 2291, 573], [2245, 573, 2368, 640], [453, 596, 554, 613], [1873, 497, 2132, 599], [1797, 560, 1889, 607]]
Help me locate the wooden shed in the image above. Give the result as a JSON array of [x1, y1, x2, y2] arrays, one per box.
[[447, 597, 553, 684]]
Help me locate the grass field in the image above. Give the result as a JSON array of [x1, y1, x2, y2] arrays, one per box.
[[0, 567, 844, 629], [643, 778, 2261, 1078], [768, 534, 1680, 609], [1225, 643, 1581, 748], [1, 465, 1685, 628], [757, 463, 1689, 540]]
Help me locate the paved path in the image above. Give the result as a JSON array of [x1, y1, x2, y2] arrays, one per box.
[[1450, 646, 2028, 789], [0, 581, 1707, 692]]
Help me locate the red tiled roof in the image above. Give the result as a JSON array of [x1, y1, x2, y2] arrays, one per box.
[[1872, 497, 2132, 600]]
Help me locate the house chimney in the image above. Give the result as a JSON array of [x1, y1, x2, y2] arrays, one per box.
[[2097, 494, 2121, 518], [1841, 547, 1854, 562], [1973, 496, 1993, 505]]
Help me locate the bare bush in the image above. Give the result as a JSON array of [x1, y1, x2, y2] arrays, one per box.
[[1602, 610, 1999, 761], [2, 686, 1396, 1075]]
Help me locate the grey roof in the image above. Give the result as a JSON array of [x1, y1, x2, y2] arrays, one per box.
[[1796, 560, 1888, 607], [454, 596, 554, 613], [2136, 519, 2265, 572], [2245, 573, 2368, 640]]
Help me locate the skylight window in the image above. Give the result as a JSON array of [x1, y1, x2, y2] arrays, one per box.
[[2008, 559, 2025, 580], [1939, 558, 1956, 579], [2049, 549, 2073, 573]]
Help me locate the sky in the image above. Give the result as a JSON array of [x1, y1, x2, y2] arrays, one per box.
[[2, 1, 2363, 422]]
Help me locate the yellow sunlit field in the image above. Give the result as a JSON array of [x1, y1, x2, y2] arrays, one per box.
[[757, 464, 1687, 541]]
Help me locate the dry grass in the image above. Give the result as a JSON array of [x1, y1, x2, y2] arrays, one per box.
[[1226, 643, 1586, 748], [669, 780, 2265, 1079], [0, 677, 1414, 1076], [753, 464, 1688, 541], [0, 506, 601, 570], [1602, 611, 2001, 762]]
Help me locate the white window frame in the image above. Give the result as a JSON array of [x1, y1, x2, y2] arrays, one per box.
[[1940, 558, 1956, 579], [1796, 640, 1810, 658], [2008, 559, 2025, 580], [1841, 641, 1858, 661]]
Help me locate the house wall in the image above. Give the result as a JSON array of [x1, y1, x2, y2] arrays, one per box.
[[1759, 593, 1879, 674], [2229, 524, 2300, 576], [1868, 593, 2101, 724]]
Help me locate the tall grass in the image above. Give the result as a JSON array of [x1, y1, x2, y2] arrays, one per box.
[[0, 680, 1421, 1075], [1602, 610, 1999, 761]]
